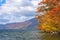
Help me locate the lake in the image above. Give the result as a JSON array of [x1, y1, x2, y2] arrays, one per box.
[[0, 30, 60, 40]]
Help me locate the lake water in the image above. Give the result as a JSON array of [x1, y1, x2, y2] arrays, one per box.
[[0, 30, 60, 40]]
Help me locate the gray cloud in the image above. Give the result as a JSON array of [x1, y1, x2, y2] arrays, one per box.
[[0, 0, 39, 24]]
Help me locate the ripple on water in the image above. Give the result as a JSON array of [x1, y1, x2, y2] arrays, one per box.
[[0, 30, 60, 40]]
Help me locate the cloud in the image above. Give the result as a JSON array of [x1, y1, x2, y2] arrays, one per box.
[[0, 0, 40, 24], [0, 14, 34, 24]]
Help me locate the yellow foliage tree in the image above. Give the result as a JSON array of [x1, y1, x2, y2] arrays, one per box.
[[37, 0, 60, 32]]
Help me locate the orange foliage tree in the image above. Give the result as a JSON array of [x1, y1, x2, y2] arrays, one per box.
[[37, 0, 60, 32]]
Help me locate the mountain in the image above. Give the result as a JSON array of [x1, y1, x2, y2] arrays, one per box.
[[0, 18, 38, 31]]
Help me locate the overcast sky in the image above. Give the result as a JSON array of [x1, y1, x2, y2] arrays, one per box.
[[0, 0, 42, 24]]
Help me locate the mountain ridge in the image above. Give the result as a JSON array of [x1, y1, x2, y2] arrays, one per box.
[[0, 18, 38, 30]]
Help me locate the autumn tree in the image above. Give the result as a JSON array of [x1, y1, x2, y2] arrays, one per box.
[[37, 0, 60, 32]]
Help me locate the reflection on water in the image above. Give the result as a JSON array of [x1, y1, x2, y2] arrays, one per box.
[[0, 30, 60, 40], [38, 32, 60, 40]]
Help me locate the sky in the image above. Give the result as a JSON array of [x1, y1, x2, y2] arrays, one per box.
[[0, 0, 42, 24]]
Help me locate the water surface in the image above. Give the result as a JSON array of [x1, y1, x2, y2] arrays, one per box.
[[0, 30, 60, 40]]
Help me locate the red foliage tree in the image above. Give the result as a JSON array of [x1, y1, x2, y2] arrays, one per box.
[[37, 0, 60, 32]]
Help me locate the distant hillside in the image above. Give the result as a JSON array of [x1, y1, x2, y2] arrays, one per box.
[[0, 18, 38, 30]]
